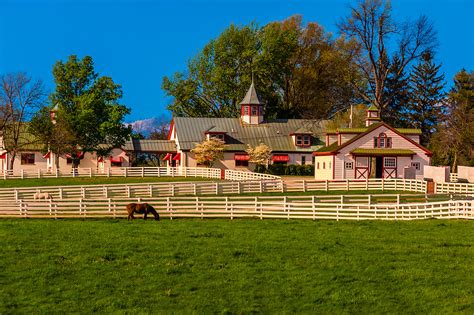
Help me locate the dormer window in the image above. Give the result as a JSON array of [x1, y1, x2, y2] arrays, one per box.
[[374, 133, 392, 148], [295, 134, 311, 147], [251, 106, 258, 116], [211, 133, 225, 142]]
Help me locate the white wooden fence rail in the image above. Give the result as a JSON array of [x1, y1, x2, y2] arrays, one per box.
[[0, 167, 280, 181], [435, 182, 474, 194], [0, 196, 471, 220], [0, 178, 434, 201]]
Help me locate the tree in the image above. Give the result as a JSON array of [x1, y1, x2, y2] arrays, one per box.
[[191, 138, 225, 167], [30, 55, 131, 168], [338, 0, 437, 115], [246, 143, 272, 171], [383, 57, 411, 127], [405, 52, 445, 145], [163, 16, 360, 120], [325, 104, 367, 130], [430, 70, 473, 170], [0, 73, 45, 169]]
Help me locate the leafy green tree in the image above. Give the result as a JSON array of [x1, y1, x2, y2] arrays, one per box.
[[30, 55, 131, 168], [430, 70, 473, 170], [405, 52, 445, 145], [163, 16, 359, 120], [325, 104, 367, 130]]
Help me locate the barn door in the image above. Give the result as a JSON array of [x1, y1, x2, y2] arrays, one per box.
[[355, 157, 369, 179], [383, 157, 397, 179]]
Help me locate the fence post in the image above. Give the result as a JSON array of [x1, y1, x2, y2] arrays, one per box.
[[127, 186, 131, 198], [149, 184, 153, 197], [49, 198, 52, 217], [259, 181, 263, 193], [124, 168, 128, 177], [38, 169, 41, 179], [303, 180, 307, 193], [280, 180, 284, 193], [382, 178, 384, 191], [89, 168, 92, 177], [56, 169, 59, 178], [312, 195, 316, 220], [59, 187, 63, 199], [141, 167, 144, 178], [171, 185, 175, 197], [21, 169, 24, 179], [107, 167, 110, 177], [157, 167, 160, 177], [81, 187, 86, 199], [325, 180, 328, 191], [215, 182, 218, 195], [14, 189, 18, 201], [346, 179, 349, 191]]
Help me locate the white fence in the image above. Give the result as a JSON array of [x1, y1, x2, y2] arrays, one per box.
[[450, 173, 458, 182], [0, 167, 279, 181], [435, 182, 474, 194], [0, 178, 432, 201], [0, 195, 471, 220]]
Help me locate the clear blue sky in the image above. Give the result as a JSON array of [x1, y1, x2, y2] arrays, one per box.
[[1, 0, 473, 122]]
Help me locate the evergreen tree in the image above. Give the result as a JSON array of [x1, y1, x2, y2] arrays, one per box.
[[430, 70, 473, 170], [406, 52, 445, 145], [383, 57, 411, 127]]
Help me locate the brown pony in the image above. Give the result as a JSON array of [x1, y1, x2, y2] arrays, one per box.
[[126, 203, 160, 221]]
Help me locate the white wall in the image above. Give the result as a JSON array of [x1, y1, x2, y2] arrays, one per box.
[[314, 156, 333, 180], [424, 165, 450, 183], [457, 166, 474, 182]]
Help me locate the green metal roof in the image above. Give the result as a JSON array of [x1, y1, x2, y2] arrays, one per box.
[[123, 139, 176, 153], [324, 127, 421, 135], [173, 117, 326, 152], [367, 104, 379, 111], [396, 128, 422, 135], [351, 148, 415, 156], [315, 141, 339, 153]]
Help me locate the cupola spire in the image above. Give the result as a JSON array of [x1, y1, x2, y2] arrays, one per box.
[[240, 80, 264, 125]]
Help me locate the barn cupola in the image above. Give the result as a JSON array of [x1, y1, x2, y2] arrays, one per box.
[[240, 81, 264, 125], [366, 104, 381, 127]]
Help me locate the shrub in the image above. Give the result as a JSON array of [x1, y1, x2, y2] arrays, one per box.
[[265, 164, 314, 176]]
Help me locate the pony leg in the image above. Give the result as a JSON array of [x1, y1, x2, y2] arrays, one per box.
[[144, 212, 148, 220]]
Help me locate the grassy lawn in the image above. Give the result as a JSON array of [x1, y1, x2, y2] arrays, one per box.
[[0, 176, 217, 189], [1, 219, 472, 313]]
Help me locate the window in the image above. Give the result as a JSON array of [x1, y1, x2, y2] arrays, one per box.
[[21, 153, 35, 165], [111, 161, 122, 167], [345, 162, 353, 170], [235, 160, 249, 167], [67, 158, 73, 164], [384, 157, 396, 168], [251, 106, 258, 116], [295, 135, 311, 147], [323, 162, 326, 169], [374, 133, 392, 148], [356, 157, 369, 167], [211, 134, 225, 142], [301, 156, 306, 165], [411, 162, 421, 170], [243, 106, 249, 115], [317, 162, 320, 169]]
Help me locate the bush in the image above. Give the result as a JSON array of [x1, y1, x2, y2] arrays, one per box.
[[254, 164, 267, 174], [266, 164, 314, 176]]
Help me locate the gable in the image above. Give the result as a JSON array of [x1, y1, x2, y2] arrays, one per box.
[[337, 124, 431, 157]]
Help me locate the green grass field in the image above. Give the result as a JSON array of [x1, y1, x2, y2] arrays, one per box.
[[0, 176, 216, 189], [1, 219, 472, 313]]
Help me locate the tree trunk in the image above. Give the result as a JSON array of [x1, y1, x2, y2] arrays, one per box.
[[8, 152, 16, 170]]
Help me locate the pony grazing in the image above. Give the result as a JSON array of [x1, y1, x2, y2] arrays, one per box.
[[126, 203, 160, 221]]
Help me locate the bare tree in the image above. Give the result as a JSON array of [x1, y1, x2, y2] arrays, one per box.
[[338, 0, 437, 115], [0, 73, 45, 169]]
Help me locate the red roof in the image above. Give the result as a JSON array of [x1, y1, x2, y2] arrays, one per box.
[[163, 153, 172, 161], [109, 156, 123, 163]]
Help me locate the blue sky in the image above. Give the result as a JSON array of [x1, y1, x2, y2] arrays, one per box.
[[1, 0, 473, 122]]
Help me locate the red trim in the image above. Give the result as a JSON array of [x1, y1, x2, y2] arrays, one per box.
[[332, 155, 335, 179], [313, 151, 337, 156], [163, 153, 172, 161], [172, 153, 181, 161], [167, 119, 174, 140], [109, 156, 123, 163], [98, 156, 104, 163], [0, 153, 6, 159], [43, 152, 51, 159], [65, 152, 84, 159], [272, 154, 289, 162], [234, 153, 249, 161]]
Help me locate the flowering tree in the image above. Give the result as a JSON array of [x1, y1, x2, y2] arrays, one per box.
[[246, 143, 272, 168], [191, 138, 225, 167]]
